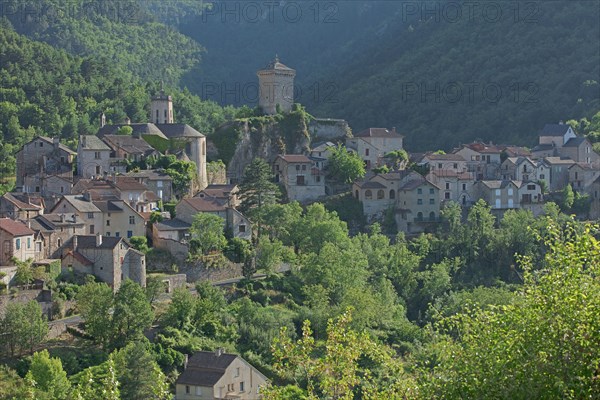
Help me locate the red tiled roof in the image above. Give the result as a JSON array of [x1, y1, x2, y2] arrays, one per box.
[[0, 218, 35, 236], [465, 143, 502, 154], [112, 177, 149, 191], [182, 197, 227, 213], [278, 154, 311, 163]]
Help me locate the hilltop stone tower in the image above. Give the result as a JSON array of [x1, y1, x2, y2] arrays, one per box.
[[151, 83, 174, 124], [257, 55, 296, 115]]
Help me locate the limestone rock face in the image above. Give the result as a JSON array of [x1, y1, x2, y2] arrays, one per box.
[[215, 111, 312, 182]]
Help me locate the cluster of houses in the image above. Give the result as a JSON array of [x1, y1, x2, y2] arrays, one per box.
[[2, 57, 600, 319], [352, 122, 600, 231], [2, 57, 600, 400]]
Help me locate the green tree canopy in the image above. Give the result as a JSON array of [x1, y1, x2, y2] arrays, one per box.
[[189, 213, 228, 256], [326, 144, 366, 184]]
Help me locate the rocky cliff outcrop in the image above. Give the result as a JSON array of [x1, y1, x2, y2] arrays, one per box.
[[212, 107, 312, 181]]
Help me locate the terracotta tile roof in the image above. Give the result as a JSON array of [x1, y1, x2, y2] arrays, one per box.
[[2, 193, 43, 210], [112, 177, 149, 191], [277, 154, 312, 163], [197, 185, 237, 200], [464, 142, 502, 154], [181, 197, 227, 213], [0, 218, 35, 236], [499, 146, 531, 157]]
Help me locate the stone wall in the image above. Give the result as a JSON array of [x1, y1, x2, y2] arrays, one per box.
[[309, 118, 351, 141], [178, 260, 243, 283], [153, 237, 190, 262]]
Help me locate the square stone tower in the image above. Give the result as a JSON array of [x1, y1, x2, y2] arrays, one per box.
[[151, 85, 174, 124], [257, 56, 296, 115]]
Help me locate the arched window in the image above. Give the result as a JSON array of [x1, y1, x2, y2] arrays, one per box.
[[389, 189, 395, 199], [417, 212, 423, 221], [365, 190, 372, 199], [429, 211, 436, 221], [377, 189, 384, 199]]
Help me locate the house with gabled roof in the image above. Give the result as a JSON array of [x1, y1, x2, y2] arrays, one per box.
[[52, 193, 145, 238], [273, 154, 325, 202], [538, 123, 577, 148], [72, 177, 160, 213], [453, 142, 503, 180], [0, 218, 40, 265], [175, 196, 251, 240], [544, 157, 576, 191], [16, 136, 76, 193], [126, 169, 174, 202], [0, 193, 45, 220], [427, 169, 474, 206], [561, 137, 600, 166], [77, 135, 113, 179], [101, 134, 160, 162], [499, 157, 538, 182], [473, 180, 543, 212], [352, 170, 441, 233], [310, 141, 336, 167], [62, 234, 145, 291], [395, 177, 441, 233], [346, 128, 404, 169], [29, 213, 87, 259], [419, 153, 467, 175], [195, 184, 240, 208], [175, 350, 267, 400], [568, 163, 600, 192]]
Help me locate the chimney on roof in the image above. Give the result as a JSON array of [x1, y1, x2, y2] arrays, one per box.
[[72, 214, 76, 223], [100, 113, 106, 128], [392, 127, 396, 133], [60, 214, 65, 223], [83, 191, 92, 202], [73, 235, 78, 250], [96, 233, 102, 247], [215, 348, 223, 357], [559, 120, 564, 125], [184, 354, 188, 370], [53, 137, 60, 148]]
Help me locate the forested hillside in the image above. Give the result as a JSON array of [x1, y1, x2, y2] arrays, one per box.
[[3, 0, 598, 153], [2, 0, 205, 85], [0, 21, 238, 191], [175, 1, 600, 150], [310, 1, 600, 150]]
